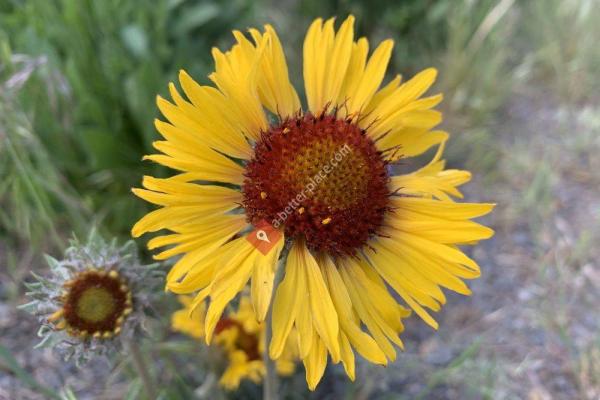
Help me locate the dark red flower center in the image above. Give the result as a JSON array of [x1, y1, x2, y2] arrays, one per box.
[[62, 270, 132, 337], [242, 112, 390, 256], [215, 318, 260, 361]]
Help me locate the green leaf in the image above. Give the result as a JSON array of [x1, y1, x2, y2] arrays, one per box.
[[16, 301, 38, 313]]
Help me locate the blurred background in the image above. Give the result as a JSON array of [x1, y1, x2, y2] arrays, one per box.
[[1, 0, 599, 398]]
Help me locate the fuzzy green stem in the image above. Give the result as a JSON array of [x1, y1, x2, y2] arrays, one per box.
[[126, 339, 157, 399]]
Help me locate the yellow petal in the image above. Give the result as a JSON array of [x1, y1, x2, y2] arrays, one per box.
[[269, 243, 305, 358], [371, 237, 447, 305], [321, 254, 388, 365], [303, 18, 323, 114], [165, 228, 247, 290], [167, 259, 215, 294], [368, 239, 444, 308], [151, 120, 245, 184], [364, 74, 402, 115], [388, 217, 494, 244], [303, 335, 327, 391], [131, 198, 239, 237], [295, 292, 314, 359], [366, 243, 440, 329], [209, 32, 268, 141], [338, 264, 397, 360], [337, 37, 368, 107], [347, 39, 394, 114], [364, 67, 439, 140], [355, 256, 410, 334], [300, 241, 340, 361], [205, 238, 258, 343], [375, 68, 438, 119], [156, 90, 252, 160], [151, 214, 246, 260], [388, 235, 474, 295], [392, 197, 496, 220], [339, 332, 356, 381], [250, 236, 284, 321], [249, 25, 301, 118], [343, 258, 406, 348], [322, 16, 354, 111], [304, 16, 355, 113]]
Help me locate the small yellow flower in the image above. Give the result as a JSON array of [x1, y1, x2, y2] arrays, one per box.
[[171, 295, 205, 339], [172, 296, 297, 390]]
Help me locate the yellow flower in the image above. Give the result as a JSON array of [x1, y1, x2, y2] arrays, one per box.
[[171, 296, 297, 390], [171, 295, 205, 339], [133, 15, 495, 389]]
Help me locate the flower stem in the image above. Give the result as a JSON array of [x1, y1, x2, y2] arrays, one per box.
[[126, 338, 157, 399], [263, 254, 287, 400]]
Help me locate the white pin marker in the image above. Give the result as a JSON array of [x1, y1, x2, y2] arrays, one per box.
[[256, 230, 271, 243]]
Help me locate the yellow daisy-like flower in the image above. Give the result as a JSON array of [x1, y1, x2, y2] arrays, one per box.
[[133, 15, 494, 389], [171, 295, 205, 339], [172, 296, 297, 390]]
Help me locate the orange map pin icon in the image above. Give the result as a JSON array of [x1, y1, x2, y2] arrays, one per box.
[[246, 220, 282, 255]]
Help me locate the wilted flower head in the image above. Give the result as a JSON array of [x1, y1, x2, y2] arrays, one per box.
[[21, 230, 161, 365], [172, 295, 297, 390]]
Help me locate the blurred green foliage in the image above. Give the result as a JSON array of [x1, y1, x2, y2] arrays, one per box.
[[0, 0, 256, 246]]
